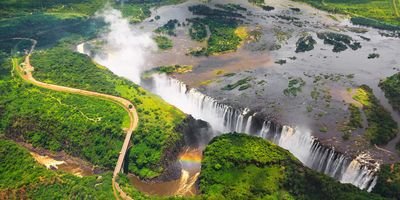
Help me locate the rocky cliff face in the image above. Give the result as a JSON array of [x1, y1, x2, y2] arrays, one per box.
[[151, 115, 212, 182]]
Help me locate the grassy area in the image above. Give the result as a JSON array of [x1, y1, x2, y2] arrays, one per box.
[[115, 3, 151, 23], [347, 104, 363, 128], [155, 19, 179, 36], [0, 138, 115, 199], [221, 77, 252, 91], [154, 35, 173, 50], [30, 46, 186, 179], [379, 72, 400, 111], [283, 77, 306, 96], [352, 85, 398, 145], [0, 54, 127, 169], [189, 20, 208, 42], [148, 64, 193, 75], [199, 134, 386, 199], [341, 104, 363, 140], [295, 0, 400, 29], [188, 5, 245, 56]]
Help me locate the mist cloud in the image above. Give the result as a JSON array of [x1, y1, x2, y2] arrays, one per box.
[[94, 7, 156, 84]]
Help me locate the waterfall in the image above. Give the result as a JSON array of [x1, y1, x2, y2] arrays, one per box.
[[76, 43, 85, 55], [147, 74, 380, 191]]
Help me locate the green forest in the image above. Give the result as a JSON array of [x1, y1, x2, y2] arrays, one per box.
[[0, 138, 115, 199], [199, 133, 388, 199], [380, 72, 400, 111], [295, 0, 400, 29], [0, 54, 127, 169], [352, 85, 398, 145], [30, 46, 186, 179]]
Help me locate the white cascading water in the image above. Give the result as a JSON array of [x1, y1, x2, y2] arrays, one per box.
[[76, 43, 85, 55], [149, 73, 379, 191]]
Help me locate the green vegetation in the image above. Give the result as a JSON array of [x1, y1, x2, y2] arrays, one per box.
[[30, 46, 186, 179], [350, 17, 400, 31], [238, 84, 251, 91], [0, 139, 114, 199], [352, 85, 398, 145], [368, 53, 380, 59], [294, 0, 400, 28], [155, 19, 179, 36], [1, 55, 127, 169], [0, 0, 186, 53], [261, 5, 275, 11], [283, 77, 306, 96], [290, 7, 301, 12], [272, 29, 292, 50], [115, 0, 187, 24], [379, 72, 400, 111], [116, 174, 150, 200], [295, 35, 317, 53], [248, 0, 266, 6], [115, 3, 151, 23], [188, 5, 245, 55], [153, 65, 192, 74], [275, 59, 287, 65], [154, 35, 173, 50], [189, 21, 208, 42], [372, 163, 400, 198], [347, 104, 363, 129], [223, 72, 236, 77], [341, 104, 363, 138], [221, 77, 252, 91], [319, 125, 328, 133], [0, 13, 104, 53], [143, 64, 193, 78], [277, 15, 300, 21], [31, 46, 118, 95], [317, 32, 361, 52], [200, 133, 386, 199]]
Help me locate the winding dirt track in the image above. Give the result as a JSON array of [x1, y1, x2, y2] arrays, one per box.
[[14, 39, 137, 200]]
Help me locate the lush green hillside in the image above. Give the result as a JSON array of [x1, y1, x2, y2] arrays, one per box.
[[352, 85, 398, 145], [0, 54, 127, 169], [0, 138, 115, 199], [379, 72, 400, 111], [199, 134, 386, 200], [372, 163, 400, 199], [30, 46, 186, 179], [295, 0, 400, 29]]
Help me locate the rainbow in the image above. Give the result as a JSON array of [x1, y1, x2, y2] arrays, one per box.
[[179, 154, 202, 164], [179, 149, 202, 165]]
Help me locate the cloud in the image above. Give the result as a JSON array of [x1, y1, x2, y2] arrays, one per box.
[[94, 7, 156, 84]]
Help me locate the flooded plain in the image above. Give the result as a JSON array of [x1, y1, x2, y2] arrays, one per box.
[[123, 0, 400, 162]]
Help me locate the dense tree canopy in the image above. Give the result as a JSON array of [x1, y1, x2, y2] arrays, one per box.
[[200, 134, 387, 200]]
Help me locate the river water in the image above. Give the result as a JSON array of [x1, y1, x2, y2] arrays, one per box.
[[77, 0, 400, 196]]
